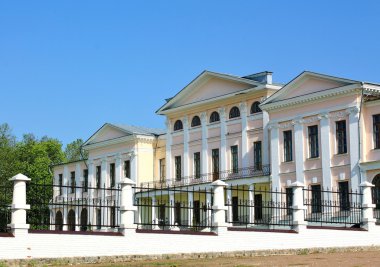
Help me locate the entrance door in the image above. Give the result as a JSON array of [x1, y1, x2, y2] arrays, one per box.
[[254, 194, 263, 221], [80, 208, 88, 231], [232, 197, 239, 222], [55, 211, 63, 231], [193, 201, 200, 225], [67, 209, 75, 231], [339, 181, 350, 211]]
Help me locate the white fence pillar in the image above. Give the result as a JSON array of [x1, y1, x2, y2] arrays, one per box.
[[290, 181, 306, 232], [8, 173, 31, 236], [211, 180, 227, 233], [360, 181, 376, 231], [119, 178, 136, 234]]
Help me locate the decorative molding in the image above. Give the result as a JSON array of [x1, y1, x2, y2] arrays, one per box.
[[239, 101, 247, 114], [200, 111, 207, 122], [218, 107, 226, 119]]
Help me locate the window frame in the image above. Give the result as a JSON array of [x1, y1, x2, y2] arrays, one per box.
[[173, 120, 183, 131], [212, 148, 220, 180], [229, 106, 240, 119], [58, 174, 63, 195], [231, 145, 239, 173], [193, 152, 201, 179], [336, 120, 347, 154], [374, 114, 380, 149], [175, 156, 182, 181], [124, 160, 131, 178], [253, 141, 262, 170], [209, 111, 220, 123], [283, 130, 293, 162], [96, 166, 101, 189], [110, 163, 115, 188], [250, 101, 262, 114], [191, 116, 201, 127], [308, 125, 319, 159], [159, 158, 166, 182], [70, 171, 75, 193], [83, 169, 88, 192]]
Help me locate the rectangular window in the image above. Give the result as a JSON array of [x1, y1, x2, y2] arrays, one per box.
[[70, 171, 75, 193], [339, 181, 350, 211], [336, 121, 347, 154], [124, 160, 131, 178], [231, 145, 238, 173], [286, 188, 293, 215], [159, 158, 166, 182], [96, 166, 101, 189], [175, 156, 181, 181], [58, 174, 63, 195], [253, 141, 262, 170], [96, 209, 101, 230], [311, 184, 322, 213], [374, 114, 380, 149], [110, 163, 115, 187], [308, 125, 319, 158], [212, 149, 219, 180], [83, 169, 88, 192], [283, 130, 293, 162], [194, 152, 201, 179]]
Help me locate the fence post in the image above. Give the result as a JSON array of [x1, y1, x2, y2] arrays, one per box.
[[119, 178, 137, 234], [8, 173, 31, 236], [211, 180, 228, 234], [360, 181, 376, 231], [290, 181, 306, 232]]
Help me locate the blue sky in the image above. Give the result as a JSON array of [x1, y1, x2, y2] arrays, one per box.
[[1, 1, 379, 146]]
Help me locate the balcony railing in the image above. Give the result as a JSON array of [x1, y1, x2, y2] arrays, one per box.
[[140, 165, 270, 188]]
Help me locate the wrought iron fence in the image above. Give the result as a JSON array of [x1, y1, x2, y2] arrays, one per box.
[[134, 185, 214, 231], [372, 187, 380, 220], [303, 187, 362, 227], [140, 165, 271, 189], [26, 181, 121, 232], [0, 180, 12, 233], [224, 185, 294, 228]]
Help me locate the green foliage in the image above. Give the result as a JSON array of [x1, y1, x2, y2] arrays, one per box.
[[64, 138, 88, 162]]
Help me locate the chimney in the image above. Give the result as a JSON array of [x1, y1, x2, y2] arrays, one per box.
[[242, 71, 273, 85]]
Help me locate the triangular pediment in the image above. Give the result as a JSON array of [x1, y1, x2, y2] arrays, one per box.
[[262, 71, 358, 106], [83, 123, 132, 146], [156, 71, 261, 114]]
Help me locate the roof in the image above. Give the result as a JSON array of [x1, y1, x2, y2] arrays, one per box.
[[112, 124, 165, 136]]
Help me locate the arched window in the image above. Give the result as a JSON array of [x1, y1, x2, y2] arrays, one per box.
[[55, 211, 63, 231], [229, 106, 240, 119], [68, 209, 76, 231], [250, 101, 262, 114], [173, 120, 183, 131], [209, 111, 220, 123], [191, 116, 201, 127], [80, 208, 88, 231]]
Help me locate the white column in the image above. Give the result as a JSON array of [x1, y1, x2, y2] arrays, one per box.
[[131, 152, 138, 184], [211, 180, 228, 233], [262, 111, 270, 166], [319, 113, 332, 190], [87, 160, 94, 228], [206, 192, 212, 226], [63, 165, 69, 196], [249, 184, 255, 223], [188, 191, 193, 227], [360, 181, 376, 230], [119, 178, 137, 234], [219, 107, 227, 172], [201, 112, 209, 175], [165, 119, 172, 181], [226, 187, 232, 223], [183, 116, 190, 180], [269, 124, 280, 190], [115, 154, 122, 185], [101, 158, 107, 229], [348, 107, 360, 191], [293, 118, 305, 183], [290, 181, 307, 232], [240, 102, 248, 169], [151, 196, 157, 229], [75, 163, 81, 195], [101, 158, 107, 188], [169, 193, 175, 227]]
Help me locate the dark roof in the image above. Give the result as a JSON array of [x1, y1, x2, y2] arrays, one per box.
[[112, 124, 165, 136]]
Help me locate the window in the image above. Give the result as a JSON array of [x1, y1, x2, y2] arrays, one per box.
[[283, 130, 293, 162], [374, 114, 380, 149], [339, 181, 350, 211], [231, 145, 238, 173], [336, 121, 347, 154], [96, 166, 101, 188], [250, 101, 262, 114], [229, 106, 240, 119], [253, 141, 262, 170], [173, 120, 183, 131], [83, 169, 88, 192], [58, 174, 63, 195], [311, 185, 322, 213], [70, 171, 75, 193], [110, 163, 115, 187], [96, 209, 101, 230], [124, 160, 130, 178], [194, 152, 201, 179], [212, 149, 219, 181], [159, 158, 166, 182], [286, 188, 293, 215], [191, 116, 201, 127], [308, 125, 319, 158], [110, 207, 116, 228], [175, 156, 181, 181], [209, 111, 220, 123]]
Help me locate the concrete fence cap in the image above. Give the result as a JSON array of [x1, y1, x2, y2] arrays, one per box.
[[360, 181, 375, 187], [290, 181, 305, 188], [119, 178, 136, 185], [9, 173, 31, 182], [211, 179, 228, 187]]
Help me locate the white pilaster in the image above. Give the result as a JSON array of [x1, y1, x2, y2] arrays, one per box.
[[75, 163, 81, 196], [101, 158, 107, 188], [319, 113, 332, 189], [219, 107, 227, 172], [262, 111, 270, 165], [269, 124, 280, 190], [249, 184, 255, 224], [348, 107, 360, 191], [188, 191, 193, 227], [183, 116, 190, 179], [63, 165, 69, 196], [201, 112, 209, 174], [169, 193, 175, 227], [165, 119, 172, 180], [240, 102, 248, 169], [131, 152, 138, 184], [226, 187, 232, 223], [293, 118, 305, 183], [151, 196, 157, 229], [115, 154, 122, 185], [87, 160, 94, 227]]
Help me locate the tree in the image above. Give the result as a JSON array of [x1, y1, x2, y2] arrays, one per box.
[[64, 138, 88, 162]]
